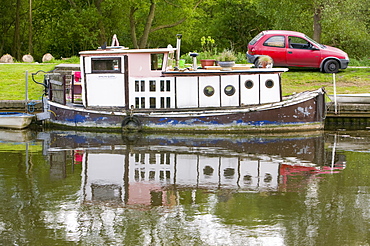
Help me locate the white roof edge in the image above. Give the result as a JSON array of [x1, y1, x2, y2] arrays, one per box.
[[79, 47, 177, 55]]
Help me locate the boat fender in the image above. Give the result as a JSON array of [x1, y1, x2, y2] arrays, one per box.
[[122, 115, 142, 132]]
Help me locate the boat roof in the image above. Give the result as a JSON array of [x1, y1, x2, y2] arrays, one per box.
[[79, 47, 177, 55]]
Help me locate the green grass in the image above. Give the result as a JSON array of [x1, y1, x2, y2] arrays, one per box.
[[0, 63, 56, 100], [0, 59, 369, 100], [0, 56, 80, 101], [281, 67, 370, 95]]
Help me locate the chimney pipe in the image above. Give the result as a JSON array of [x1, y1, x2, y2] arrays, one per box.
[[176, 34, 182, 67]]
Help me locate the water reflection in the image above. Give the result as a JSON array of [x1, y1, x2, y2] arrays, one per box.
[[42, 131, 341, 206], [0, 129, 360, 245]]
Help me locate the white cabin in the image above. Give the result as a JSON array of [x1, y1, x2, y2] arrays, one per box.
[[79, 46, 285, 110]]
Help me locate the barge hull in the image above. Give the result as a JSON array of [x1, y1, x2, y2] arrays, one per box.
[[47, 89, 325, 132]]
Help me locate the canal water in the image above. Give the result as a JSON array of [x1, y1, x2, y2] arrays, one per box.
[[0, 129, 370, 245]]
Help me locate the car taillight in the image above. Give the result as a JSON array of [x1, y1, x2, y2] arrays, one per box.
[[250, 47, 256, 55]]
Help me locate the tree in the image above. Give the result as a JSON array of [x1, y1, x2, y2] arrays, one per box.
[[13, 0, 22, 60], [198, 0, 270, 52], [0, 0, 16, 55], [125, 0, 203, 49]]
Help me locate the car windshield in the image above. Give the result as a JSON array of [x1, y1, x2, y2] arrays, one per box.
[[304, 35, 325, 49]]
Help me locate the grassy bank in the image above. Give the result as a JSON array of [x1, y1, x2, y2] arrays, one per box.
[[0, 62, 369, 100], [0, 63, 56, 100], [281, 67, 370, 95]]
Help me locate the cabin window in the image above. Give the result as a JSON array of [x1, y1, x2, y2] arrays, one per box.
[[135, 97, 146, 108], [160, 80, 165, 92], [166, 80, 171, 91], [265, 80, 274, 88], [160, 97, 171, 108], [91, 57, 121, 73], [245, 80, 254, 89], [166, 97, 171, 108], [160, 80, 171, 91], [141, 80, 145, 92], [135, 80, 139, 92], [135, 80, 145, 92], [150, 97, 156, 108], [151, 53, 164, 70], [204, 86, 215, 97], [224, 85, 235, 96], [150, 80, 156, 92]]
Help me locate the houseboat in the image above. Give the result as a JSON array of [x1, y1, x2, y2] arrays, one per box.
[[37, 35, 326, 132]]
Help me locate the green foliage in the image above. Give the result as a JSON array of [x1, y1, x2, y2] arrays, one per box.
[[349, 58, 370, 67], [0, 0, 369, 61], [201, 36, 216, 53]]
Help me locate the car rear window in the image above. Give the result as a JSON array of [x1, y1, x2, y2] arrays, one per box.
[[249, 32, 264, 45], [263, 36, 285, 48]]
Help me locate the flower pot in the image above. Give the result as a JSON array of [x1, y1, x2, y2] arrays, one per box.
[[217, 61, 235, 71], [200, 59, 215, 68]]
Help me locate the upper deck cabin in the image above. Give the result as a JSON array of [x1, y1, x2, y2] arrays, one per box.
[[80, 46, 177, 78], [75, 44, 287, 110]]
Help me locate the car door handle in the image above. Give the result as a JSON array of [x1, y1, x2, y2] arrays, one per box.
[[288, 51, 293, 54]]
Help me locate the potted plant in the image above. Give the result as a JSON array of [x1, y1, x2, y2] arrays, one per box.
[[217, 49, 236, 71], [200, 36, 217, 68]]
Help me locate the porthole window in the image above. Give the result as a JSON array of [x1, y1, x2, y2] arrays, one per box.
[[265, 80, 274, 88], [245, 80, 254, 89], [224, 85, 235, 96], [204, 86, 215, 97]]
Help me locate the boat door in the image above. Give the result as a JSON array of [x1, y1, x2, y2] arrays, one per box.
[[83, 56, 126, 107]]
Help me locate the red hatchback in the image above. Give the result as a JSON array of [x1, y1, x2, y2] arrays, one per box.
[[247, 30, 349, 73]]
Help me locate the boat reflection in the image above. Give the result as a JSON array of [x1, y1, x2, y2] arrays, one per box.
[[38, 131, 345, 206]]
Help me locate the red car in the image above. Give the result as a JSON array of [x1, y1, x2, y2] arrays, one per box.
[[247, 30, 349, 73]]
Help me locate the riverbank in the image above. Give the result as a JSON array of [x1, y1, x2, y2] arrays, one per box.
[[1, 63, 370, 100]]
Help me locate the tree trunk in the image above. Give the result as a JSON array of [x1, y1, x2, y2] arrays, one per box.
[[129, 7, 139, 49], [94, 0, 107, 46], [313, 5, 322, 43], [139, 0, 156, 48], [13, 0, 21, 60], [28, 0, 33, 54], [129, 0, 202, 49]]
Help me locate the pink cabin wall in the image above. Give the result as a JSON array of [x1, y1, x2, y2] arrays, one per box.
[[127, 53, 165, 77]]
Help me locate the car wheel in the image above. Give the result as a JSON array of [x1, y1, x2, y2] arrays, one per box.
[[323, 59, 339, 73]]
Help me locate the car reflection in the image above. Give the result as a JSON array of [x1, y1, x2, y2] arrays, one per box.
[[38, 131, 345, 206]]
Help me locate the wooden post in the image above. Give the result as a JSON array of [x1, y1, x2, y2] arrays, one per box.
[[333, 73, 337, 114], [25, 71, 28, 112]]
